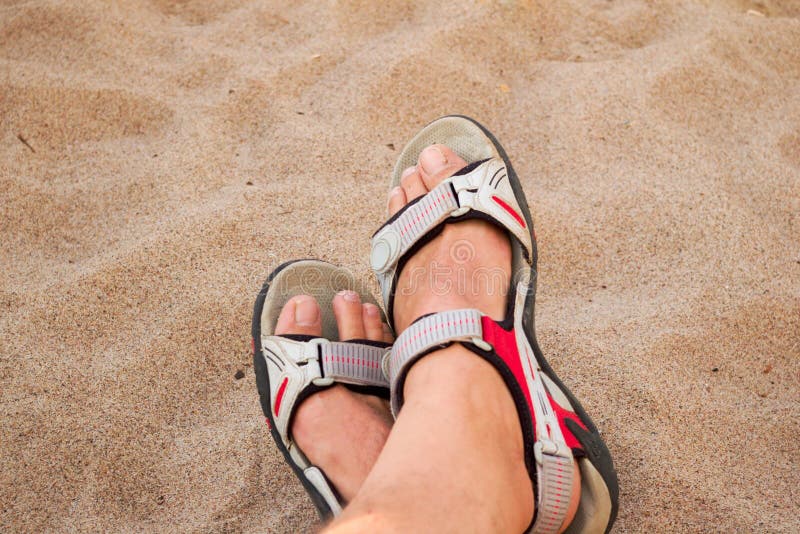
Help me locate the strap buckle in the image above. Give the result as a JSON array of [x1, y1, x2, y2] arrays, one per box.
[[533, 438, 572, 466], [449, 173, 477, 217], [300, 338, 335, 387]]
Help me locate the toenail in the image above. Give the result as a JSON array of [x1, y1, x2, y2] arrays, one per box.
[[293, 296, 319, 326], [419, 145, 448, 175], [388, 186, 403, 198], [364, 303, 380, 317], [339, 290, 360, 303], [401, 166, 416, 178]]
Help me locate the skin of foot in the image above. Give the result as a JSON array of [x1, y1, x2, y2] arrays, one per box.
[[277, 292, 394, 502], [327, 145, 581, 533]]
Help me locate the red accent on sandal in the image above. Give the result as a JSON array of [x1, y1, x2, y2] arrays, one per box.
[[481, 316, 533, 411], [548, 393, 586, 450], [480, 317, 586, 451], [274, 377, 289, 417], [491, 195, 526, 228]]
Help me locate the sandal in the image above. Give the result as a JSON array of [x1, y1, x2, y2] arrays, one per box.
[[371, 116, 619, 533], [251, 259, 390, 518]]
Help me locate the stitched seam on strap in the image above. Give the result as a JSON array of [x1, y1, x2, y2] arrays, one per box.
[[400, 192, 449, 237], [321, 343, 388, 386], [394, 316, 478, 356], [323, 355, 381, 369]]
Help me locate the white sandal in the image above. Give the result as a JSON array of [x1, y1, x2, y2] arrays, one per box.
[[251, 259, 390, 518], [371, 116, 619, 534]]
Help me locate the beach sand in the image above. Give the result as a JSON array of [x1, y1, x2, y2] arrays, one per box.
[[1, 1, 799, 531]]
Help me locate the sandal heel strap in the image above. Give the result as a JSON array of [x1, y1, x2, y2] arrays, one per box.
[[385, 302, 578, 534], [304, 466, 343, 516], [532, 451, 575, 534]]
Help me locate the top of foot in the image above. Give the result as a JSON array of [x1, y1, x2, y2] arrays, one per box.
[[275, 291, 393, 501], [387, 144, 513, 332]]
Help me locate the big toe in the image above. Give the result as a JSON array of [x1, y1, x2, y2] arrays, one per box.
[[275, 294, 322, 336], [387, 144, 468, 217], [418, 144, 467, 190]]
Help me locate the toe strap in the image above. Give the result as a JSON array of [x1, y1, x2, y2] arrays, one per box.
[[371, 180, 460, 308], [320, 341, 390, 387], [260, 336, 390, 444], [371, 157, 534, 326]]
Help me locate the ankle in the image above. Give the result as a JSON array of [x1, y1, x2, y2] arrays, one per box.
[[404, 346, 524, 453], [401, 345, 533, 527]]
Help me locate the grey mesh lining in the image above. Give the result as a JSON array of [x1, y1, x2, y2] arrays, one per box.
[[563, 461, 613, 534], [260, 260, 385, 340], [391, 116, 497, 186]]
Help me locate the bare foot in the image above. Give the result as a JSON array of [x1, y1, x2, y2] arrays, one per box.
[[275, 292, 393, 502], [388, 145, 512, 331], [325, 146, 535, 532], [387, 144, 580, 532]]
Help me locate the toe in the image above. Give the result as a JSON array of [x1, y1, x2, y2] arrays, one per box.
[[332, 290, 367, 340], [399, 166, 428, 202], [381, 323, 394, 343], [387, 185, 406, 216], [418, 144, 468, 190], [275, 294, 322, 336], [362, 303, 385, 342]]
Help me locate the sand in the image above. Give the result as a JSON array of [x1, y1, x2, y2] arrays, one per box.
[[1, 0, 799, 532]]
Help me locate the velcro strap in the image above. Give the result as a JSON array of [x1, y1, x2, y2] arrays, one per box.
[[387, 309, 485, 413], [320, 342, 389, 388], [371, 181, 459, 274]]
